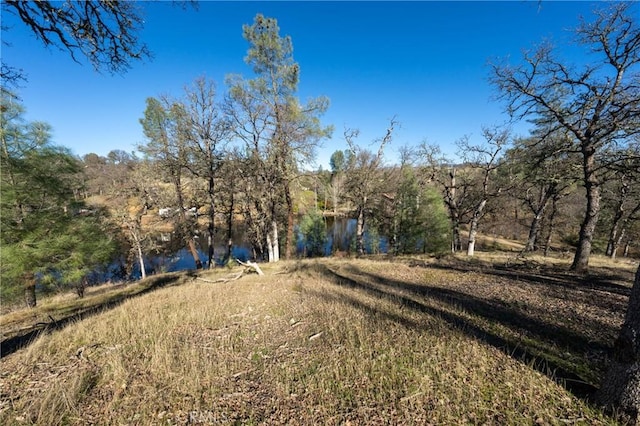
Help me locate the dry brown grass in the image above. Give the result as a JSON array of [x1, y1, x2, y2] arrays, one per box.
[[2, 281, 126, 322], [1, 255, 635, 425], [1, 272, 189, 353]]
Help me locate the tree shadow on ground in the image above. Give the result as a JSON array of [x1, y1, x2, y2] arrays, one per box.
[[306, 260, 632, 402], [408, 258, 629, 324], [408, 256, 633, 295], [403, 257, 631, 321], [1, 273, 186, 358]]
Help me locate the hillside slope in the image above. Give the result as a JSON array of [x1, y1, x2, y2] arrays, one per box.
[[1, 256, 634, 425]]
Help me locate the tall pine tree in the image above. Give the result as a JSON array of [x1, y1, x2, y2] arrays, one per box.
[[1, 92, 115, 306]]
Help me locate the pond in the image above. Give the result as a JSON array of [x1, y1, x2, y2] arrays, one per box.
[[104, 216, 389, 281]]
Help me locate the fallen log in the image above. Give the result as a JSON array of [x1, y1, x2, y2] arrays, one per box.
[[235, 259, 265, 276]]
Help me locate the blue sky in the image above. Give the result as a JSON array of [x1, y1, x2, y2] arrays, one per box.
[[2, 1, 613, 168]]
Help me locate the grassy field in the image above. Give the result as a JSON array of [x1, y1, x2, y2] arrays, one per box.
[[0, 253, 637, 425]]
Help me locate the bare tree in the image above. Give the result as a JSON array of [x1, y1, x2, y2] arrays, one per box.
[[139, 97, 203, 270], [490, 2, 640, 271], [217, 149, 242, 263], [179, 77, 229, 268], [343, 119, 396, 256], [225, 76, 281, 262], [457, 127, 509, 256], [504, 131, 579, 253], [602, 151, 640, 259], [108, 162, 157, 280]]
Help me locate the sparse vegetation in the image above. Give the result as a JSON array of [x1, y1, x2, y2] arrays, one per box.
[[1, 254, 635, 425]]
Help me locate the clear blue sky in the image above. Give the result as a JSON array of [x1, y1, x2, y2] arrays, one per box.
[[2, 1, 613, 168]]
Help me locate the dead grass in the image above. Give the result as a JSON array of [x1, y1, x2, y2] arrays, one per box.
[[1, 255, 635, 425], [2, 282, 126, 322], [0, 272, 190, 353]]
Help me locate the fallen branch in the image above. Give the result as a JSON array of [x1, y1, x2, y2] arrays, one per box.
[[196, 271, 245, 284], [193, 259, 264, 284], [235, 259, 265, 276], [193, 260, 264, 284]]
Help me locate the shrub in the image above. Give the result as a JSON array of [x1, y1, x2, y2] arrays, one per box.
[[300, 211, 328, 257]]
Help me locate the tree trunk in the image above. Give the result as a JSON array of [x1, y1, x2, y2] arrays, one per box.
[[467, 216, 479, 257], [525, 187, 552, 252], [467, 199, 487, 257], [133, 234, 147, 280], [356, 203, 366, 256], [597, 264, 640, 422], [446, 168, 462, 253], [137, 241, 146, 279], [612, 203, 640, 260], [606, 202, 624, 257], [452, 219, 462, 253], [467, 227, 477, 257], [284, 181, 294, 260], [24, 272, 36, 308], [571, 148, 600, 272], [225, 192, 235, 263], [207, 230, 215, 268], [207, 175, 215, 269], [611, 229, 625, 261], [544, 195, 559, 257], [525, 210, 544, 252], [127, 205, 148, 280], [187, 239, 203, 269], [543, 235, 552, 257], [266, 232, 274, 262], [173, 172, 203, 270], [273, 222, 280, 262], [269, 219, 280, 262]]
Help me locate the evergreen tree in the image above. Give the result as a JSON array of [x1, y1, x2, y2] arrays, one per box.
[[1, 92, 116, 306], [299, 210, 327, 257], [226, 14, 331, 261], [389, 166, 449, 255]]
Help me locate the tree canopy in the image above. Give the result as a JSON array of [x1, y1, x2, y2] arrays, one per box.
[[1, 92, 116, 306]]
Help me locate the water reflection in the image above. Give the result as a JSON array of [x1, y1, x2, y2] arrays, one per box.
[[115, 217, 387, 280]]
